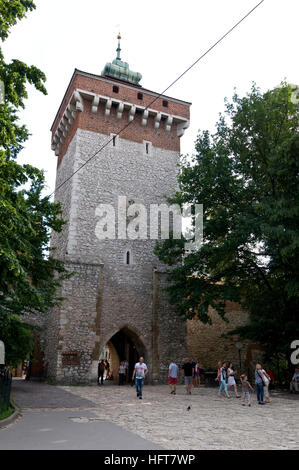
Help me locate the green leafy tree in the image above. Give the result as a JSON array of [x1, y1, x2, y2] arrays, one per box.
[[155, 83, 299, 366], [0, 1, 69, 365]]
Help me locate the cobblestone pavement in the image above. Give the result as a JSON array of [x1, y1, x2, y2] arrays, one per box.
[[6, 380, 160, 449], [60, 383, 299, 450], [11, 380, 299, 450]]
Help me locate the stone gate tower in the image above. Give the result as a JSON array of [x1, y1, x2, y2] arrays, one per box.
[[46, 36, 191, 384]]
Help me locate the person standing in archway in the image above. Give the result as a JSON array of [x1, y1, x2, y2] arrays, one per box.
[[98, 360, 105, 385], [118, 361, 126, 386], [132, 356, 148, 400]]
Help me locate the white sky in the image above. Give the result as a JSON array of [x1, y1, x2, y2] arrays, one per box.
[[2, 0, 298, 197]]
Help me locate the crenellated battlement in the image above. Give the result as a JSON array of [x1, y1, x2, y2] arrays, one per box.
[[51, 86, 190, 157], [50, 69, 191, 164]]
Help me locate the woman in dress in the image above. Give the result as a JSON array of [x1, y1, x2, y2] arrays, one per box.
[[194, 360, 201, 387], [227, 362, 240, 397]]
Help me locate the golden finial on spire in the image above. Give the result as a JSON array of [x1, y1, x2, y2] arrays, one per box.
[[117, 32, 121, 40]]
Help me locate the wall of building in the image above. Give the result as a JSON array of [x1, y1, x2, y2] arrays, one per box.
[[187, 302, 262, 377], [45, 125, 187, 384]]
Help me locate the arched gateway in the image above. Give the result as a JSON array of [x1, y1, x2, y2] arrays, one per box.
[[100, 325, 147, 381], [44, 38, 190, 384]]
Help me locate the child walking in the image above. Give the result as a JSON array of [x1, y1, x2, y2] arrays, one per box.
[[240, 374, 254, 406]]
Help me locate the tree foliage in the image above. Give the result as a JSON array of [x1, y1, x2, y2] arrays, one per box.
[[155, 83, 299, 363], [0, 1, 69, 365]]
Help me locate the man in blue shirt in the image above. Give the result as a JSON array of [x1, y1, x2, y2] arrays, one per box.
[[168, 361, 179, 395]]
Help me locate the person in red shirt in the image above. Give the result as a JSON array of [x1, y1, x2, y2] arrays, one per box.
[[266, 369, 275, 389]]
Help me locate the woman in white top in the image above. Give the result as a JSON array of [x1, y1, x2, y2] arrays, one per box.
[[227, 363, 240, 398], [261, 368, 271, 403]]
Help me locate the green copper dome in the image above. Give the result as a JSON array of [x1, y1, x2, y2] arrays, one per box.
[[102, 34, 142, 85]]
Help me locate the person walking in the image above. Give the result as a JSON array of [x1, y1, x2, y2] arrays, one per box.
[[217, 361, 230, 398], [168, 361, 179, 395], [194, 360, 201, 387], [261, 367, 271, 403], [191, 359, 197, 387], [132, 356, 148, 399], [98, 359, 105, 385], [255, 364, 265, 405], [105, 359, 110, 380], [240, 374, 254, 406], [290, 368, 299, 393], [227, 362, 240, 398], [182, 358, 194, 395], [215, 361, 222, 385], [123, 359, 129, 383]]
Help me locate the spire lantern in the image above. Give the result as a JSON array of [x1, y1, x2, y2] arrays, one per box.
[[116, 33, 121, 60], [101, 34, 142, 85]]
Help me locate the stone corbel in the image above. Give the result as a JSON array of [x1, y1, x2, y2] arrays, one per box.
[[129, 105, 136, 122], [61, 116, 69, 132], [57, 129, 64, 144], [141, 109, 149, 126], [154, 112, 161, 129], [91, 95, 100, 114], [165, 115, 173, 132], [67, 103, 77, 120], [65, 108, 74, 125], [177, 120, 190, 137], [52, 133, 59, 145], [105, 98, 112, 117], [117, 102, 124, 120], [74, 90, 84, 112]]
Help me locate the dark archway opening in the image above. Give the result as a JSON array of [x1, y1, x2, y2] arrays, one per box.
[[100, 327, 146, 382]]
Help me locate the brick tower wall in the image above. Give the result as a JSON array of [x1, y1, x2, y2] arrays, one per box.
[[45, 71, 190, 383]]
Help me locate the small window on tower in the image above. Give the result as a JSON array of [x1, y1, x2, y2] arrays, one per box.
[[126, 251, 130, 265], [162, 100, 168, 107], [110, 133, 118, 147], [137, 92, 143, 100], [144, 140, 152, 155], [113, 85, 119, 93]]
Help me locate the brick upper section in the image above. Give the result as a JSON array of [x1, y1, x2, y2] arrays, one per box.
[[51, 69, 191, 167]]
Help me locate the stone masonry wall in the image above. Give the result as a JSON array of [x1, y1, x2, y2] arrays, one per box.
[[187, 303, 254, 374], [46, 126, 186, 383]]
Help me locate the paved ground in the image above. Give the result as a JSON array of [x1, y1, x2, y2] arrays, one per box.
[[2, 379, 299, 450], [0, 380, 161, 450], [60, 382, 299, 450]]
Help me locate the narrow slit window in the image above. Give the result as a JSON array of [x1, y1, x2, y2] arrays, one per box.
[[113, 135, 116, 147], [126, 251, 130, 265], [146, 143, 149, 154]]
